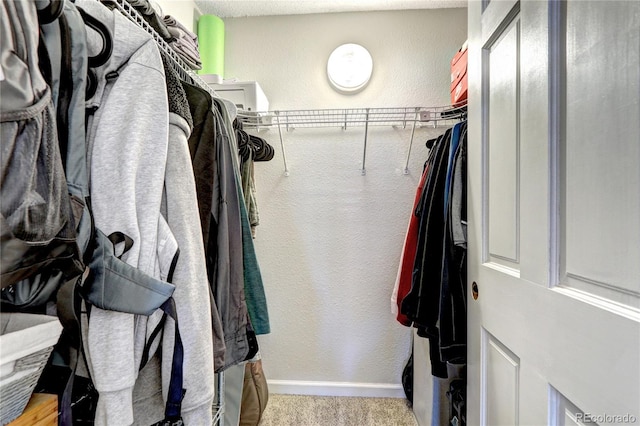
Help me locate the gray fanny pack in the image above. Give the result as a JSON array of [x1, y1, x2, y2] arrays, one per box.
[[82, 229, 175, 316], [82, 229, 186, 424]]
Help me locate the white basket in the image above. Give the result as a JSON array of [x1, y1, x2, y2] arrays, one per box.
[[0, 313, 62, 425]]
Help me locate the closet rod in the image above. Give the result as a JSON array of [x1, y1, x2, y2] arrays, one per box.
[[109, 2, 226, 425]]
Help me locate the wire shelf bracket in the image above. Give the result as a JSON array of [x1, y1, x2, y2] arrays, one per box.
[[361, 108, 370, 175]]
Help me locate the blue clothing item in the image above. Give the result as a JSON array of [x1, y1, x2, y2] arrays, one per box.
[[439, 123, 467, 363], [443, 122, 462, 214]]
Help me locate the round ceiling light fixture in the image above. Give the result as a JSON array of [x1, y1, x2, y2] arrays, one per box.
[[327, 43, 373, 94]]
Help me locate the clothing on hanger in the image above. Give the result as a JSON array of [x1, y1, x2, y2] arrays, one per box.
[[214, 98, 270, 338], [75, 1, 213, 424], [3, 0, 271, 423], [392, 145, 437, 326], [395, 122, 468, 426], [398, 122, 468, 369], [1, 0, 232, 423]]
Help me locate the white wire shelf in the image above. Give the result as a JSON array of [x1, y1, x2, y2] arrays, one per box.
[[237, 105, 466, 131], [236, 104, 466, 176]]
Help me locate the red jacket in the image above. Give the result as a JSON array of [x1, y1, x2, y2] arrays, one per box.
[[394, 164, 430, 326]]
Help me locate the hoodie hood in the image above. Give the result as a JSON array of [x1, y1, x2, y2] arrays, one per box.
[[75, 0, 156, 110]]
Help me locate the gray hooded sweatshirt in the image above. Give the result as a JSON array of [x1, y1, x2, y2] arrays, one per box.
[[76, 1, 212, 424], [132, 58, 216, 425]]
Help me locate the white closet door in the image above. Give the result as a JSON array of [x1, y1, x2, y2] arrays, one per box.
[[467, 0, 640, 424]]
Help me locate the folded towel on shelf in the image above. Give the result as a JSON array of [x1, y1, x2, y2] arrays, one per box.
[[163, 14, 202, 70], [164, 15, 198, 43], [170, 36, 200, 61], [167, 26, 196, 47], [170, 40, 202, 70]]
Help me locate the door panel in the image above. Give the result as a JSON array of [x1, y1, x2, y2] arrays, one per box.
[[468, 0, 640, 425], [550, 387, 588, 426], [481, 329, 520, 426], [487, 18, 520, 265], [481, 0, 519, 45], [562, 1, 640, 308]]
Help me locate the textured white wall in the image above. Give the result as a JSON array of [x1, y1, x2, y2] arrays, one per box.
[[224, 9, 467, 110], [222, 9, 467, 394]]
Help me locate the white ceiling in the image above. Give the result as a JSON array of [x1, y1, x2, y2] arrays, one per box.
[[194, 0, 467, 18]]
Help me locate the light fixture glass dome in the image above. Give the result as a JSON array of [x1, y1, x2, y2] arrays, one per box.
[[327, 43, 373, 94]]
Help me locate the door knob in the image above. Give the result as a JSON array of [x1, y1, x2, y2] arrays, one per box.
[[472, 282, 479, 300]]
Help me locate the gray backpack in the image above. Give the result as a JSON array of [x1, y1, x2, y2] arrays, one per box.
[[1, 0, 176, 320], [1, 2, 187, 424], [0, 0, 84, 306], [0, 0, 184, 425]]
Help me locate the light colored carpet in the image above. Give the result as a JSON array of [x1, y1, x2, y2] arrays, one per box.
[[258, 394, 417, 426]]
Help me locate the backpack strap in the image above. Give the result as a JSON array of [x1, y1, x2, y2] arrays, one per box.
[[55, 270, 90, 426], [155, 297, 186, 424], [107, 231, 134, 258], [145, 248, 186, 424], [141, 241, 179, 366]]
